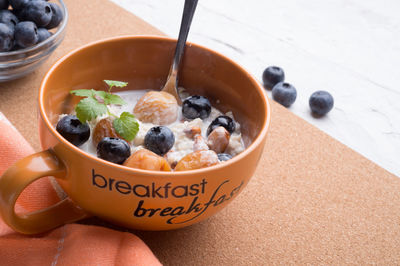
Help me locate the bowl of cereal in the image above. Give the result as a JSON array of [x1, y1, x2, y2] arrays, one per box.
[[0, 36, 270, 234], [0, 0, 67, 82]]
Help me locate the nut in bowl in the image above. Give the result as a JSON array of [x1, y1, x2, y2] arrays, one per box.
[[0, 36, 270, 234], [0, 0, 67, 82]]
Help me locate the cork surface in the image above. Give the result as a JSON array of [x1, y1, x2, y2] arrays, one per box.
[[1, 0, 399, 265]]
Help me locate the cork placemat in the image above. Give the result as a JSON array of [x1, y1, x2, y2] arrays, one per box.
[[0, 0, 399, 265]]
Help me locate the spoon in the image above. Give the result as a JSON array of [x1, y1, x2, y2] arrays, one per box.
[[161, 0, 199, 105]]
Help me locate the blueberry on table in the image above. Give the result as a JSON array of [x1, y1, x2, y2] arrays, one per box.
[[207, 115, 236, 136], [56, 115, 90, 147], [182, 95, 212, 120], [217, 153, 232, 162], [9, 0, 28, 10], [262, 66, 285, 90], [0, 23, 13, 52], [45, 2, 63, 29], [144, 126, 175, 156], [37, 27, 51, 42], [0, 0, 9, 10], [14, 21, 38, 48], [97, 137, 131, 165], [19, 0, 52, 27], [0, 10, 18, 29], [271, 82, 297, 107], [309, 90, 334, 116]]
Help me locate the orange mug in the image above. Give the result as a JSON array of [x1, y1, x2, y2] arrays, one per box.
[[0, 36, 271, 234]]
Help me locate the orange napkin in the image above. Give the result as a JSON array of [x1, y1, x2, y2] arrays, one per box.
[[0, 113, 161, 266]]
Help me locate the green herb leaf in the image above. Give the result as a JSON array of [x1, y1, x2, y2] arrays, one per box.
[[70, 89, 95, 97], [93, 90, 107, 99], [104, 80, 128, 89], [113, 112, 139, 141], [75, 97, 107, 123], [104, 93, 126, 105]]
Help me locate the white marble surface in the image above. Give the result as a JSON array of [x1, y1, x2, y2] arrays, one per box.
[[111, 0, 400, 176]]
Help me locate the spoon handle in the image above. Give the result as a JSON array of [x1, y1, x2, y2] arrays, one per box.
[[171, 0, 199, 74]]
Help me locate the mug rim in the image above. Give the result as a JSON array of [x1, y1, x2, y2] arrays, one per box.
[[39, 35, 271, 176]]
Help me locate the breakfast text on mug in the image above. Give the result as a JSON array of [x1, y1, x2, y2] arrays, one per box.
[[91, 169, 244, 224]]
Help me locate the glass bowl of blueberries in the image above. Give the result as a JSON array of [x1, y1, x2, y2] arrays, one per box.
[[0, 0, 67, 82]]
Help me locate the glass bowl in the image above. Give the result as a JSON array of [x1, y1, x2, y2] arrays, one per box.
[[0, 0, 68, 82]]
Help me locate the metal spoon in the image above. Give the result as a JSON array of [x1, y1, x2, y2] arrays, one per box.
[[161, 0, 199, 105]]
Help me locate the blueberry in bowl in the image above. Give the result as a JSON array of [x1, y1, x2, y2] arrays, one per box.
[[0, 0, 67, 82], [144, 126, 175, 156], [56, 115, 90, 147], [182, 95, 212, 119], [97, 137, 131, 165], [207, 115, 236, 136]]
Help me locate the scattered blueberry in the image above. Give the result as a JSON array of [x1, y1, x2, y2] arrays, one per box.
[[14, 21, 38, 48], [271, 82, 297, 107], [0, 23, 13, 52], [97, 137, 131, 164], [0, 10, 18, 29], [0, 0, 9, 10], [207, 115, 236, 136], [37, 27, 51, 42], [9, 0, 28, 10], [262, 66, 285, 90], [56, 115, 90, 147], [144, 126, 175, 156], [45, 2, 62, 29], [182, 95, 212, 120], [217, 153, 232, 162], [309, 90, 334, 116], [19, 0, 52, 27]]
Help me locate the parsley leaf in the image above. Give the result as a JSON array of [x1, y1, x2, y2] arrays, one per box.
[[113, 112, 139, 141], [104, 80, 128, 89], [75, 97, 107, 123]]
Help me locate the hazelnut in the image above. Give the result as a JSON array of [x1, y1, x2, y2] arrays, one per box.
[[175, 150, 219, 171], [193, 134, 209, 151], [207, 126, 230, 154], [133, 91, 178, 125], [124, 149, 171, 171]]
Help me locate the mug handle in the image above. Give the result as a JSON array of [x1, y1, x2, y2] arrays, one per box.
[[0, 150, 89, 234]]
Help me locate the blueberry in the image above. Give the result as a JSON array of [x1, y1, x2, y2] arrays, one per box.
[[217, 153, 232, 161], [97, 137, 131, 164], [14, 21, 38, 48], [19, 0, 52, 27], [45, 2, 62, 29], [37, 27, 51, 42], [207, 115, 236, 136], [0, 10, 18, 29], [309, 90, 334, 116], [9, 0, 28, 10], [0, 23, 13, 52], [56, 115, 90, 147], [271, 82, 297, 107], [182, 95, 212, 120], [144, 126, 175, 156], [11, 41, 22, 51], [0, 0, 8, 9], [262, 66, 285, 90]]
